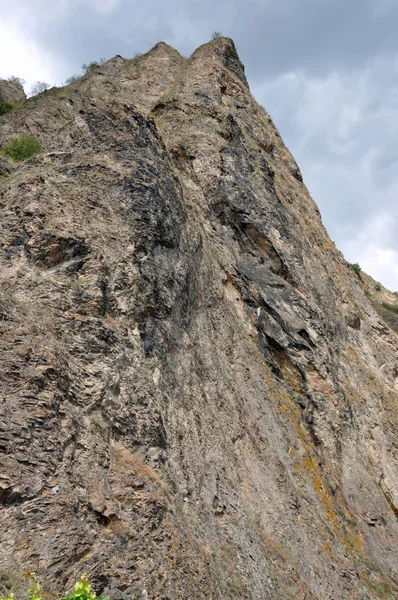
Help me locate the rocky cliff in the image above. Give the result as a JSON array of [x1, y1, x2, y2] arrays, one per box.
[[0, 79, 26, 115], [1, 38, 398, 600]]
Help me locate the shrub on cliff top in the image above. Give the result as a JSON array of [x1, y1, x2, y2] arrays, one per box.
[[349, 262, 361, 275], [65, 58, 107, 85], [7, 76, 25, 86], [30, 81, 50, 96], [81, 58, 106, 74], [1, 135, 42, 161], [65, 74, 81, 85]]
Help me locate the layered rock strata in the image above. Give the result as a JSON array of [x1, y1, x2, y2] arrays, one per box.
[[1, 38, 398, 600]]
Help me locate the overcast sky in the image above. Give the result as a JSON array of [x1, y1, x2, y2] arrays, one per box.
[[1, 0, 398, 290]]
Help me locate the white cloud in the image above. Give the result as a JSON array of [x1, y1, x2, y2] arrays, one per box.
[[85, 0, 122, 15], [253, 57, 398, 290], [370, 0, 398, 18], [0, 22, 57, 90], [343, 214, 398, 290]]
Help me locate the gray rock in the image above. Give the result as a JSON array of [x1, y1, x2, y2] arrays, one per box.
[[0, 37, 398, 600], [0, 79, 26, 113]]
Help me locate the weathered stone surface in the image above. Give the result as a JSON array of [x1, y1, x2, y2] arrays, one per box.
[[1, 38, 398, 599], [0, 79, 26, 111]]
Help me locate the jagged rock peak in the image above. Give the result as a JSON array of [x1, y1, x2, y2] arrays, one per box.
[[190, 36, 249, 86], [145, 40, 184, 58]]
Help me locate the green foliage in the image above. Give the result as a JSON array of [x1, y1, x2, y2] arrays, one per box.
[[2, 135, 42, 161], [65, 75, 81, 85], [374, 284, 381, 292], [1, 574, 108, 600], [30, 81, 50, 96], [26, 575, 41, 600], [60, 574, 101, 600], [349, 262, 362, 274], [381, 302, 398, 314], [7, 76, 25, 86], [65, 58, 107, 84], [81, 58, 106, 74], [211, 31, 223, 39], [0, 101, 15, 116]]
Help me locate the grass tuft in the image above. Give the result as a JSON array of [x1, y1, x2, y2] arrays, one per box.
[[381, 302, 398, 314]]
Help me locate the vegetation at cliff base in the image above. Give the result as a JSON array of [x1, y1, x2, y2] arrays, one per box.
[[0, 574, 108, 600], [1, 136, 42, 161]]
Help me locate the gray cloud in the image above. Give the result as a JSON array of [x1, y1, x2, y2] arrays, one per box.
[[9, 0, 398, 81], [253, 47, 398, 289], [2, 0, 398, 288]]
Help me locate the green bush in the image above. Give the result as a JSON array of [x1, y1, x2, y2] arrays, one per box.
[[7, 76, 25, 86], [60, 574, 107, 600], [30, 81, 50, 96], [65, 75, 81, 85], [81, 58, 106, 74], [0, 102, 15, 116], [374, 284, 381, 292], [1, 135, 42, 161], [381, 302, 398, 314], [0, 574, 108, 600], [349, 262, 362, 275], [65, 58, 107, 85], [212, 31, 223, 40]]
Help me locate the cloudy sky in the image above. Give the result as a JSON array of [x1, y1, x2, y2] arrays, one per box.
[[1, 0, 398, 290]]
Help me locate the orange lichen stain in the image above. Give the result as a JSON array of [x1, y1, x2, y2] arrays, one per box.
[[112, 441, 162, 486], [250, 336, 367, 561], [345, 346, 358, 364], [343, 523, 364, 554], [295, 455, 339, 529], [259, 529, 292, 563], [324, 542, 332, 555], [276, 381, 366, 559]]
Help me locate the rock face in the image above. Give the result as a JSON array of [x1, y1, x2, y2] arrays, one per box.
[[1, 38, 398, 600], [0, 79, 26, 111]]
